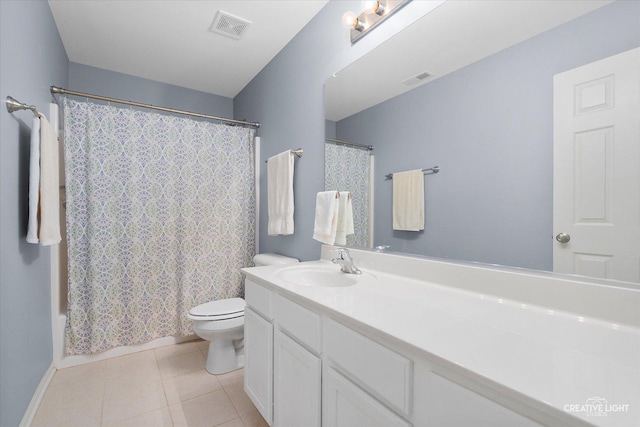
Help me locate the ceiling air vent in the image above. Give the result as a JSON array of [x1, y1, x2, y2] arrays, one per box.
[[402, 72, 433, 86], [209, 11, 251, 41]]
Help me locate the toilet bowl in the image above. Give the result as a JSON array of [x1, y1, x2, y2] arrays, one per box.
[[188, 298, 246, 374], [189, 253, 299, 375]]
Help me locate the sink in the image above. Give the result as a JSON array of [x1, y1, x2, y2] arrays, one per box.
[[274, 264, 374, 287]]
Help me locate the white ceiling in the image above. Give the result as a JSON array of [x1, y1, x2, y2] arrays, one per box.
[[48, 0, 328, 98], [326, 0, 613, 121]]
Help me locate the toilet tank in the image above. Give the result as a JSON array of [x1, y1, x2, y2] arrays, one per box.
[[253, 253, 299, 267]]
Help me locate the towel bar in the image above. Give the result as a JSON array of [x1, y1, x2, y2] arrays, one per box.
[[265, 148, 303, 163], [5, 96, 40, 118], [385, 166, 439, 180]]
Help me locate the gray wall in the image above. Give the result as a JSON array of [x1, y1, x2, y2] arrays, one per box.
[[235, 0, 435, 261], [337, 0, 640, 271], [0, 1, 69, 425], [237, 0, 640, 265], [69, 63, 233, 117]]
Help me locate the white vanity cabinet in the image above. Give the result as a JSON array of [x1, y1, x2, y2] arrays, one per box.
[[273, 294, 322, 427], [244, 308, 273, 424], [244, 277, 547, 427], [324, 367, 411, 427], [244, 279, 275, 424], [245, 279, 323, 427]]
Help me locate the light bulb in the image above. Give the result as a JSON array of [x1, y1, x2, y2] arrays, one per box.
[[342, 11, 357, 29], [364, 0, 385, 15], [363, 0, 377, 11]]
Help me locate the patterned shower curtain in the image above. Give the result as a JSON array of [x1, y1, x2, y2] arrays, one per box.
[[63, 99, 255, 355], [324, 143, 371, 248]]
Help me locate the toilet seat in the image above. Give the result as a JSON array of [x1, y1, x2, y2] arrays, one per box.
[[188, 298, 246, 321]]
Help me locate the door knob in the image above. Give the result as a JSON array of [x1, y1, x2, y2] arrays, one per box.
[[555, 233, 570, 243]]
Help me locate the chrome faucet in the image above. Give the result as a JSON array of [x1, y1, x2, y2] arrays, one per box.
[[331, 248, 362, 275]]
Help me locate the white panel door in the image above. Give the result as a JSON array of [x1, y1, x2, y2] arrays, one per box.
[[244, 308, 274, 425], [273, 330, 321, 427], [553, 47, 640, 282]]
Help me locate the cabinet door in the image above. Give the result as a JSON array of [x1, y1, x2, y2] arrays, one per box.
[[244, 308, 273, 425], [324, 368, 411, 427], [274, 330, 321, 427]]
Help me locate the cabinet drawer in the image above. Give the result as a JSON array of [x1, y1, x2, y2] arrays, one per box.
[[424, 373, 543, 426], [275, 294, 322, 354], [325, 319, 413, 417], [245, 279, 274, 320]]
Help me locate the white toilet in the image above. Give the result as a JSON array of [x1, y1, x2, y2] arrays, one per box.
[[188, 253, 298, 374]]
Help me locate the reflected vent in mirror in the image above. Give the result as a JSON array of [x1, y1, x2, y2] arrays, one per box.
[[402, 72, 433, 86], [209, 11, 251, 40]]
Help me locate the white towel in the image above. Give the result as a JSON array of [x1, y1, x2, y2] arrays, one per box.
[[392, 169, 424, 231], [334, 191, 354, 246], [38, 114, 61, 245], [313, 191, 340, 245], [267, 150, 294, 235], [26, 117, 41, 244]]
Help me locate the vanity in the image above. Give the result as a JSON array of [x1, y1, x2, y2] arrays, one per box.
[[241, 246, 639, 427]]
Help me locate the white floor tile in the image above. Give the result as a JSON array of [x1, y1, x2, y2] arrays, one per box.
[[163, 366, 223, 405], [32, 342, 251, 427], [158, 350, 206, 380], [169, 389, 239, 427], [155, 340, 201, 361], [105, 407, 173, 427]]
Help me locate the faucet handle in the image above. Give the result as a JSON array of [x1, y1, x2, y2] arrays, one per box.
[[331, 247, 350, 260]]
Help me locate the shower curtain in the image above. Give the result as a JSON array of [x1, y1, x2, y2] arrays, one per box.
[[63, 99, 255, 355]]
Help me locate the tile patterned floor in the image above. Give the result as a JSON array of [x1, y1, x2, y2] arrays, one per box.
[[32, 340, 268, 427]]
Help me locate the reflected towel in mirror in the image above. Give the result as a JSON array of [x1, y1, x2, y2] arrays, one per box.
[[392, 169, 424, 231], [313, 191, 340, 245]]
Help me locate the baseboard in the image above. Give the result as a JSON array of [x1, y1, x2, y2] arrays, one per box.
[[55, 335, 199, 369], [19, 363, 56, 427]]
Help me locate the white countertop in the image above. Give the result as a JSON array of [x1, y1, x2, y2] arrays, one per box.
[[242, 255, 640, 427]]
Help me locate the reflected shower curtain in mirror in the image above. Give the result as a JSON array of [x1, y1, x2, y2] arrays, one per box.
[[63, 99, 255, 355], [325, 143, 371, 247]]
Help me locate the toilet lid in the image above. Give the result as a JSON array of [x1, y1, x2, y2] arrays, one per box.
[[189, 298, 245, 319]]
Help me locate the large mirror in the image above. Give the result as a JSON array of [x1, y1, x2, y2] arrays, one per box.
[[325, 0, 640, 283]]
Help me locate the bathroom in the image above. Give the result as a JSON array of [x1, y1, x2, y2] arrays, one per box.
[[1, 0, 639, 426]]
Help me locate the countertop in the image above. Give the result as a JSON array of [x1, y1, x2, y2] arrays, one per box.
[[242, 257, 640, 427]]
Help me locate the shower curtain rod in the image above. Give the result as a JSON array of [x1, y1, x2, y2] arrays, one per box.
[[325, 137, 374, 151], [50, 86, 261, 129]]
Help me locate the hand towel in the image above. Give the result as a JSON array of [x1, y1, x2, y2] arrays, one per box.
[[334, 191, 354, 245], [38, 114, 61, 245], [313, 191, 340, 245], [268, 150, 294, 235], [26, 117, 41, 244], [392, 169, 424, 231]]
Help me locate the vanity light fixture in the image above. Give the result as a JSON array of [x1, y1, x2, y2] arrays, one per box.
[[342, 0, 410, 44]]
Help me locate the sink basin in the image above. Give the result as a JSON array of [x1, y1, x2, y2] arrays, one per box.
[[274, 264, 373, 287]]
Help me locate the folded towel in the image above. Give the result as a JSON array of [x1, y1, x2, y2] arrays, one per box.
[[26, 117, 42, 244], [38, 114, 61, 245], [334, 191, 354, 245], [392, 169, 424, 231], [313, 191, 340, 245], [267, 150, 294, 235]]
